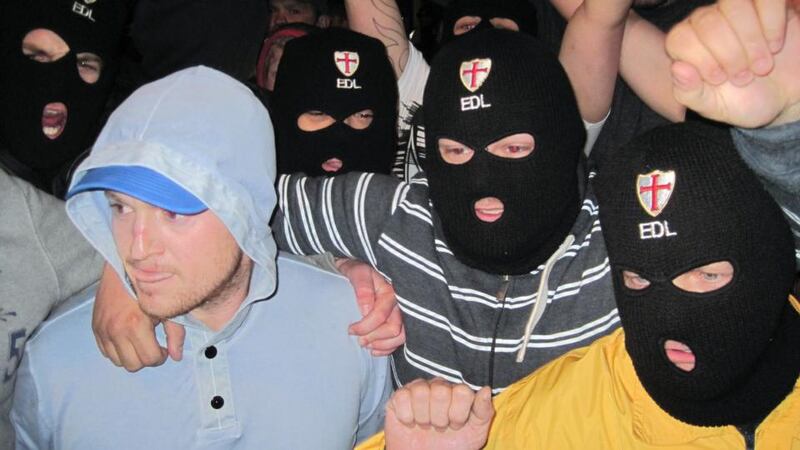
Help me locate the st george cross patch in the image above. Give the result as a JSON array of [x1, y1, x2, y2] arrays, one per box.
[[636, 170, 676, 217], [334, 51, 359, 77], [459, 58, 491, 92]]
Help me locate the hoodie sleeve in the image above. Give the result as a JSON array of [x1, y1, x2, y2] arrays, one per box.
[[273, 172, 403, 268], [731, 122, 800, 268], [16, 174, 104, 302], [10, 345, 52, 450]]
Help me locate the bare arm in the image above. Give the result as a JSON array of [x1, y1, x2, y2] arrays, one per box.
[[346, 0, 409, 79], [619, 12, 686, 121], [551, 0, 686, 121], [559, 0, 631, 122]]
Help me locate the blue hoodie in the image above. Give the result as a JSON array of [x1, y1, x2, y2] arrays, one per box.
[[12, 66, 390, 449]]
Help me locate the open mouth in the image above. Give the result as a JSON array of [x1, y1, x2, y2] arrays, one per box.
[[42, 102, 68, 140], [322, 157, 343, 173], [664, 339, 695, 372], [474, 197, 504, 223]]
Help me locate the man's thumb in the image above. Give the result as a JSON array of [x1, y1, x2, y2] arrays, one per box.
[[164, 320, 186, 361]]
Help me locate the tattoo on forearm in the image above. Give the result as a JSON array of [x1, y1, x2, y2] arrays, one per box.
[[370, 0, 409, 73]]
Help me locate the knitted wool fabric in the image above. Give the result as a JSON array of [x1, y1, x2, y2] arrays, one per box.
[[423, 28, 585, 275], [271, 28, 397, 176], [595, 121, 799, 426]]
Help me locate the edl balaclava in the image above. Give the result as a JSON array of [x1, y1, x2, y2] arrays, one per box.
[[596, 122, 800, 427], [270, 28, 398, 176], [440, 0, 537, 45], [423, 29, 585, 275], [0, 0, 128, 183]]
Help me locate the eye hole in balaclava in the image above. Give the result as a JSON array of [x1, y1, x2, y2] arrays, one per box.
[[22, 29, 104, 85], [439, 0, 537, 47], [452, 16, 520, 36], [297, 109, 375, 132], [437, 132, 535, 165]]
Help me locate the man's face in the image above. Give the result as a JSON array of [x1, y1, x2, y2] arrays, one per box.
[[19, 29, 103, 141], [107, 191, 251, 321], [269, 0, 318, 32]]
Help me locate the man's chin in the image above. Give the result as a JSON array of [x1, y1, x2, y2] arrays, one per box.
[[137, 294, 189, 322]]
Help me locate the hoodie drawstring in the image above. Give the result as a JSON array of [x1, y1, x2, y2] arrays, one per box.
[[516, 234, 576, 363]]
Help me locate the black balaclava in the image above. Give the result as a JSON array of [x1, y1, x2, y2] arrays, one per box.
[[440, 0, 537, 45], [596, 122, 800, 427], [270, 28, 398, 176], [423, 29, 585, 275], [0, 0, 127, 182], [131, 0, 269, 82]]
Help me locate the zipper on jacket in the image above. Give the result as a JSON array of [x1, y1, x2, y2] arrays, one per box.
[[487, 275, 511, 391], [736, 424, 755, 450]]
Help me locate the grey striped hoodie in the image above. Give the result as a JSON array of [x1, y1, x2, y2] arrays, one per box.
[[274, 171, 618, 392]]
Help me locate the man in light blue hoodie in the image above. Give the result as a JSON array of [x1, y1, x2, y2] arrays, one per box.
[[10, 65, 391, 449]]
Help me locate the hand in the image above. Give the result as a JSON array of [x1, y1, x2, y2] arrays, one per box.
[[667, 0, 800, 127], [384, 378, 494, 450], [93, 263, 185, 371], [337, 258, 406, 356]]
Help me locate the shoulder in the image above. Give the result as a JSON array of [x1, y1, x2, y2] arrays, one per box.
[[273, 252, 361, 322], [21, 285, 98, 375], [488, 331, 629, 445]]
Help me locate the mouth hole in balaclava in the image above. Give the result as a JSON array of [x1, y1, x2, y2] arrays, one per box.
[[452, 16, 521, 36], [22, 29, 104, 84]]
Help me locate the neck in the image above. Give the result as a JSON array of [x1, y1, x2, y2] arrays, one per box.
[[190, 257, 253, 332]]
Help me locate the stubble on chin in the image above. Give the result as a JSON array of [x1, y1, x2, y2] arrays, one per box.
[[130, 249, 250, 322]]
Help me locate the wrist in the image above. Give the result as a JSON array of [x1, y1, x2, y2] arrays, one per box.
[[766, 102, 800, 128]]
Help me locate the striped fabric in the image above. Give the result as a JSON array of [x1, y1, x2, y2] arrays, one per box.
[[274, 171, 619, 392]]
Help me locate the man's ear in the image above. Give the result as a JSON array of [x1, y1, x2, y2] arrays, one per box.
[[315, 14, 331, 28]]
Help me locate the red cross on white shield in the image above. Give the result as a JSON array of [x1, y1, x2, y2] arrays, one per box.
[[459, 58, 492, 93], [636, 170, 676, 217], [334, 51, 360, 77]]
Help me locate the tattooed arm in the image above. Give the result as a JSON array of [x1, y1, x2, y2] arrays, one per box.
[[346, 0, 409, 79]]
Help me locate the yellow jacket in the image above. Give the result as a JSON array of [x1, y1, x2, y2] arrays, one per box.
[[359, 296, 800, 450]]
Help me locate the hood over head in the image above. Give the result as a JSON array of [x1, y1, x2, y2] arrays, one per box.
[[66, 66, 278, 306]]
